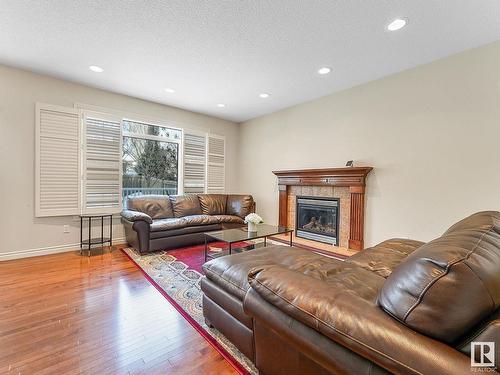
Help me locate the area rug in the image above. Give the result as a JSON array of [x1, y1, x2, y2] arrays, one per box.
[[121, 240, 347, 374]]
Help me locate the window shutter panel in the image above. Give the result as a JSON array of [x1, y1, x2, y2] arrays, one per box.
[[207, 134, 225, 193], [82, 114, 122, 214], [183, 132, 206, 194], [36, 104, 81, 217]]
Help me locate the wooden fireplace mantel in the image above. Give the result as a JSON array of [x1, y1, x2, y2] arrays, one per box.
[[272, 167, 373, 250]]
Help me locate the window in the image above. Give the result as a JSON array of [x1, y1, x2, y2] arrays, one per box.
[[122, 119, 181, 202], [35, 103, 227, 217]]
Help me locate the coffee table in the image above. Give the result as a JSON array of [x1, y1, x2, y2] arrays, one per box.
[[204, 224, 293, 261]]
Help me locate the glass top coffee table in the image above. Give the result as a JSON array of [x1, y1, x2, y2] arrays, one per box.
[[204, 224, 293, 261]]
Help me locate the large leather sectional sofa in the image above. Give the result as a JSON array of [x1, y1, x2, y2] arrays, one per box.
[[121, 194, 254, 253], [201, 211, 500, 374]]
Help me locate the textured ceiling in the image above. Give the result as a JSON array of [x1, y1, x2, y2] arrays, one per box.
[[1, 1, 500, 122]]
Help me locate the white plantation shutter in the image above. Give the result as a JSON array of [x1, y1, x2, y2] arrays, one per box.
[[82, 113, 122, 214], [183, 131, 206, 193], [207, 134, 225, 193], [36, 104, 81, 217]]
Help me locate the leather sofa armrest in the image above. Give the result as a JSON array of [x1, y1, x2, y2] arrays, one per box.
[[247, 265, 471, 375], [121, 209, 153, 224]]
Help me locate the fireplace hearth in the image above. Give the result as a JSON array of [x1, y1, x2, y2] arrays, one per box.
[[296, 196, 339, 245]]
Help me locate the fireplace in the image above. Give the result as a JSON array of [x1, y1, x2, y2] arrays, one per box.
[[273, 167, 372, 249], [296, 196, 339, 245]]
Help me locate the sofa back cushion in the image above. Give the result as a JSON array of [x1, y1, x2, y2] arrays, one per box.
[[198, 194, 227, 215], [443, 210, 500, 236], [126, 195, 174, 219], [378, 211, 500, 344], [169, 194, 202, 217], [226, 195, 254, 219]]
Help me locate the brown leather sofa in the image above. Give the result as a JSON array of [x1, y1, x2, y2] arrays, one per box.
[[121, 194, 254, 253], [202, 211, 500, 374]]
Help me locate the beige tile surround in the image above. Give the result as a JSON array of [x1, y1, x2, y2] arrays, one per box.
[[286, 185, 351, 249]]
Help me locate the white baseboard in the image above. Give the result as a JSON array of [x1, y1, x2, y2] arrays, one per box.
[[0, 237, 126, 261]]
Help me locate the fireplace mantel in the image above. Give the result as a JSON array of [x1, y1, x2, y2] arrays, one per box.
[[272, 167, 373, 250]]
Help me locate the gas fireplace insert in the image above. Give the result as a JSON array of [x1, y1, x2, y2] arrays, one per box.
[[295, 196, 339, 245]]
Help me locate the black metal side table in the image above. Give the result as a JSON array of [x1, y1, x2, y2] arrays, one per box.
[[80, 214, 113, 256]]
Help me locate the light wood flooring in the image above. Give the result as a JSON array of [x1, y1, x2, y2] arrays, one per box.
[[0, 247, 238, 375]]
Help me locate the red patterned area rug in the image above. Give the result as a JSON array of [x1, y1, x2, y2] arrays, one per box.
[[121, 240, 347, 375]]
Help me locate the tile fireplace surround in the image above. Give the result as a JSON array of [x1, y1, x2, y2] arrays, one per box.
[[273, 167, 373, 250]]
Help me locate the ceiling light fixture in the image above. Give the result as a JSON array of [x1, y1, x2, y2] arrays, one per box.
[[164, 88, 175, 93], [317, 67, 332, 75], [387, 18, 408, 31], [89, 65, 104, 73], [217, 103, 226, 108], [259, 93, 271, 98]]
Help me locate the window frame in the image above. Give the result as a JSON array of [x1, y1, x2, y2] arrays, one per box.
[[121, 118, 184, 196]]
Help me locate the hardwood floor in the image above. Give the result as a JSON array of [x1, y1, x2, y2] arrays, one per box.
[[0, 247, 238, 375]]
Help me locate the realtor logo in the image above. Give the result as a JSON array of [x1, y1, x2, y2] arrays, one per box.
[[471, 342, 495, 368]]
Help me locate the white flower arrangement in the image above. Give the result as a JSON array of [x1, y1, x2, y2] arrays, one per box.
[[244, 213, 263, 232], [244, 213, 263, 224]]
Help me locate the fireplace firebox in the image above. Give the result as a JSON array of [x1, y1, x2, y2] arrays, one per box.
[[296, 196, 339, 245]]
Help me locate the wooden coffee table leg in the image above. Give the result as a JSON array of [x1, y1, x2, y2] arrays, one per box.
[[290, 231, 293, 246]]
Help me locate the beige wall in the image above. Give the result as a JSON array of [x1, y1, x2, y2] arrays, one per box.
[[0, 65, 239, 260], [238, 41, 500, 246]]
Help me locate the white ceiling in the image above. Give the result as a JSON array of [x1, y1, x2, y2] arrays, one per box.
[[1, 1, 500, 123]]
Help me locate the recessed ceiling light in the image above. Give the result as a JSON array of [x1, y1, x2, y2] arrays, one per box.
[[217, 103, 226, 108], [259, 93, 271, 98], [387, 18, 408, 31], [89, 65, 104, 73], [164, 88, 175, 93], [317, 67, 332, 75]]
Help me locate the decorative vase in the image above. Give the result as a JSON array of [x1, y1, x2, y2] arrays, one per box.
[[247, 222, 257, 232]]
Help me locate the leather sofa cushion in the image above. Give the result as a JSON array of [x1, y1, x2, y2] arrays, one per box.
[[443, 210, 500, 236], [213, 215, 245, 224], [150, 218, 187, 232], [126, 195, 174, 219], [198, 194, 227, 215], [203, 246, 374, 300], [378, 211, 500, 344], [226, 195, 254, 219], [247, 266, 471, 375], [205, 246, 315, 299], [182, 214, 219, 226], [169, 195, 202, 217], [347, 238, 424, 278], [150, 223, 221, 239]]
